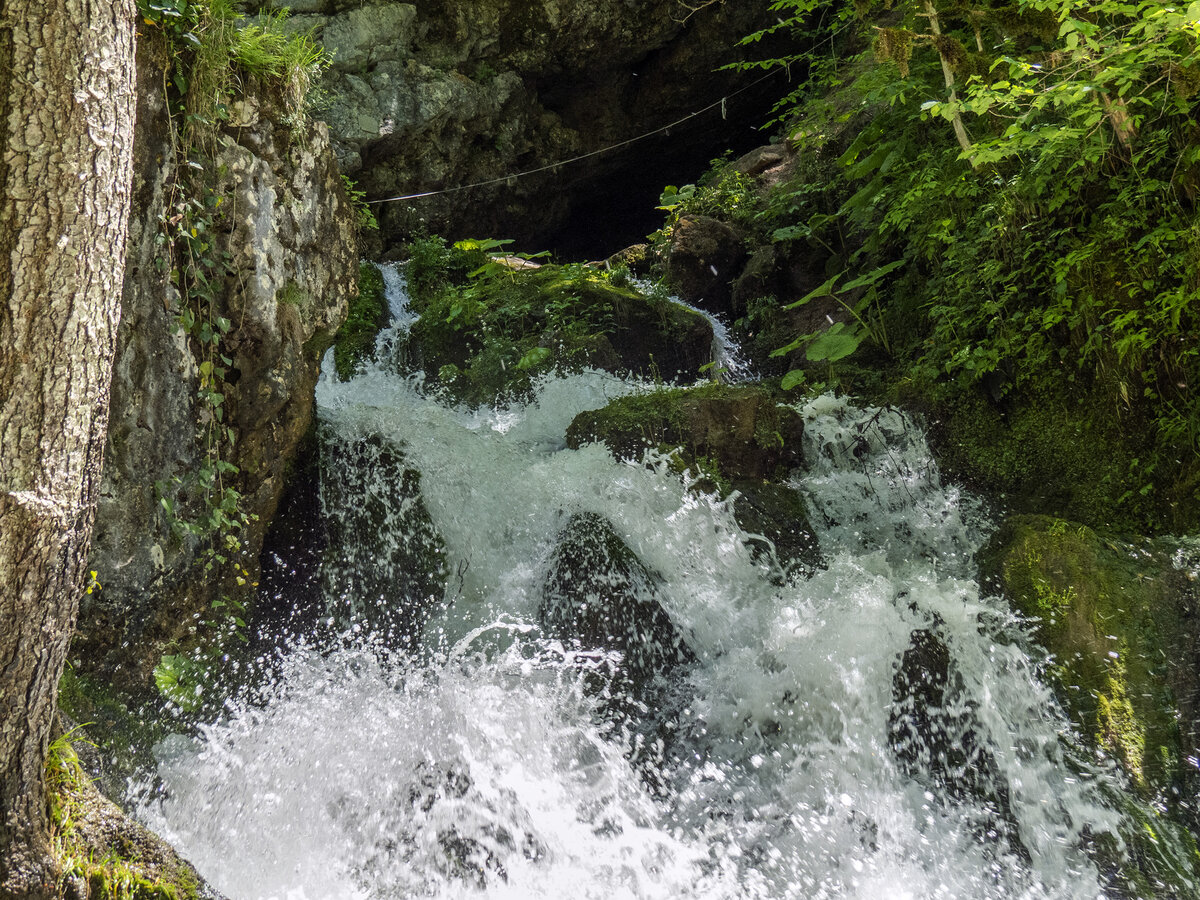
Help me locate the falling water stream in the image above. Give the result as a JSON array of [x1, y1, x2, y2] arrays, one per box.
[[136, 265, 1183, 899]]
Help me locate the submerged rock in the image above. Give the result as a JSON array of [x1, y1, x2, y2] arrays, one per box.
[[539, 512, 694, 692], [730, 479, 823, 582], [340, 758, 545, 893], [320, 432, 448, 649], [889, 627, 1024, 859]]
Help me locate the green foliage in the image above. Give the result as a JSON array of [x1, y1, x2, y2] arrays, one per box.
[[341, 175, 378, 233], [651, 157, 764, 246], [741, 0, 1200, 530], [139, 0, 329, 141], [333, 262, 388, 380]]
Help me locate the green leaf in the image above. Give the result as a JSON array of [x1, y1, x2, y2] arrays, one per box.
[[784, 273, 841, 309], [805, 323, 862, 363], [781, 369, 807, 391], [516, 346, 552, 371]]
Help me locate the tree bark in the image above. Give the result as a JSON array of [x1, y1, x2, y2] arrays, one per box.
[[0, 0, 137, 896]]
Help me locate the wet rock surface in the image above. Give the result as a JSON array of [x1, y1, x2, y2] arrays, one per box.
[[320, 432, 449, 649], [663, 214, 748, 318], [978, 515, 1200, 803], [539, 511, 695, 692], [566, 382, 807, 480]]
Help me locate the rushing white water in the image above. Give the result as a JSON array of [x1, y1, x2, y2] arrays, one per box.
[[137, 268, 1168, 899]]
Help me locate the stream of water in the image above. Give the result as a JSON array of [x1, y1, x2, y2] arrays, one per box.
[[136, 265, 1175, 899]]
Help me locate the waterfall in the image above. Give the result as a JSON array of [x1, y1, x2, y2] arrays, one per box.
[[134, 266, 1186, 900]]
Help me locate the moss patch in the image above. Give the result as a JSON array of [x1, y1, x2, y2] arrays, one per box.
[[47, 732, 203, 900], [405, 257, 713, 407], [332, 261, 389, 381], [978, 515, 1192, 794], [566, 382, 805, 482]]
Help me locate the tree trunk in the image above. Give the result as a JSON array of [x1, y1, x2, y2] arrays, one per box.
[[0, 0, 137, 896], [921, 0, 977, 167]]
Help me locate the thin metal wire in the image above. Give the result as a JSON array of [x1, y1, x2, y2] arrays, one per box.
[[365, 67, 783, 205]]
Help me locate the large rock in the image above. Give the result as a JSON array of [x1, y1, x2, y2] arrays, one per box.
[[404, 261, 713, 405], [978, 516, 1200, 803], [664, 214, 748, 318], [319, 432, 448, 649], [539, 512, 694, 692], [81, 31, 359, 689], [566, 383, 806, 480]]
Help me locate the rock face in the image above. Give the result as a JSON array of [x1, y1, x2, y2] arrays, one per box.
[[265, 0, 783, 247], [978, 516, 1200, 802], [539, 512, 694, 692], [81, 32, 359, 689], [319, 432, 448, 648]]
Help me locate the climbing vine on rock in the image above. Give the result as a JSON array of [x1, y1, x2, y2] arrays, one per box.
[[139, 0, 328, 695]]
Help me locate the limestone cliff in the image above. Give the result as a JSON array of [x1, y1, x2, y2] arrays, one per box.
[[265, 0, 784, 247], [80, 33, 358, 688]]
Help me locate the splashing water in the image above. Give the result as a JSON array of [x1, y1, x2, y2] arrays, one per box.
[[137, 268, 1171, 899]]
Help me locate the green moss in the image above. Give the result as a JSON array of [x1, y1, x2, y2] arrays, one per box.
[[332, 262, 389, 381], [891, 373, 1163, 533], [47, 733, 202, 900], [978, 515, 1186, 793], [405, 260, 712, 406], [565, 382, 806, 485]]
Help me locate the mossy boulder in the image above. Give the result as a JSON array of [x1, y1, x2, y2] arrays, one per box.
[[320, 431, 448, 649], [539, 512, 695, 693], [978, 515, 1200, 801], [332, 261, 390, 381], [566, 383, 820, 578], [405, 260, 713, 406], [49, 727, 222, 900], [664, 214, 749, 318], [565, 382, 805, 480]]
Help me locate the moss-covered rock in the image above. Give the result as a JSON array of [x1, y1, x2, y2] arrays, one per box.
[[48, 728, 221, 900], [978, 515, 1200, 798], [565, 382, 806, 481], [332, 262, 390, 381], [566, 383, 821, 578], [405, 259, 713, 406]]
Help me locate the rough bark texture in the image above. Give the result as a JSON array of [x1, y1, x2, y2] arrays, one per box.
[[0, 0, 138, 895]]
